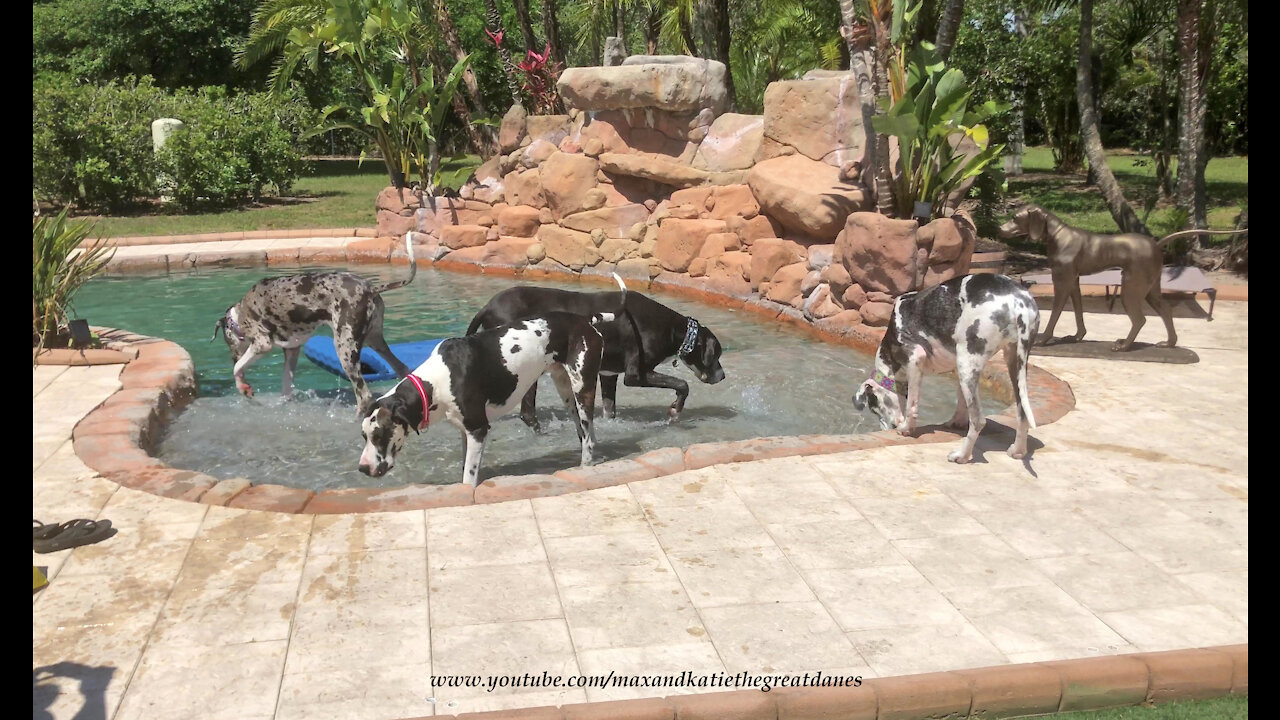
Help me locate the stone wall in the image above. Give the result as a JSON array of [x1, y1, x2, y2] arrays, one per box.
[[374, 55, 977, 330]]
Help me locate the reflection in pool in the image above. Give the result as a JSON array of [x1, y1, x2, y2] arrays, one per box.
[[76, 266, 957, 490]]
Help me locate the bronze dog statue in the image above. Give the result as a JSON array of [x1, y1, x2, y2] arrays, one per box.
[[1000, 204, 1241, 351]]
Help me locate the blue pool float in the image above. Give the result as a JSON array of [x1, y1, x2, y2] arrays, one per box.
[[302, 336, 445, 382]]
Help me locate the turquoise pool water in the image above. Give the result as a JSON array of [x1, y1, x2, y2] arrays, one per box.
[[75, 266, 955, 490]]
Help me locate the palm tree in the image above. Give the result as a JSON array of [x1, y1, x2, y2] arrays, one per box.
[[484, 0, 526, 105], [934, 0, 965, 59], [1175, 0, 1210, 255], [1077, 0, 1148, 233], [544, 0, 566, 64], [711, 0, 736, 108]]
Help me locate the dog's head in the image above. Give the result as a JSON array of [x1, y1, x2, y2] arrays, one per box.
[[357, 389, 426, 477], [212, 305, 248, 363], [684, 323, 726, 385], [1000, 204, 1047, 241], [852, 373, 907, 430]]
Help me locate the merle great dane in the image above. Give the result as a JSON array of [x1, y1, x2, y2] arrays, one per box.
[[213, 236, 416, 415], [357, 275, 630, 486], [853, 274, 1040, 464], [465, 282, 726, 429]]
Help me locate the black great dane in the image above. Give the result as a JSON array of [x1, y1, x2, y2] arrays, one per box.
[[465, 281, 727, 428]]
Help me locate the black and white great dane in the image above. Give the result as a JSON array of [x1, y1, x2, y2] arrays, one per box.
[[213, 236, 416, 415], [852, 274, 1040, 463], [357, 275, 629, 486], [465, 282, 726, 428]]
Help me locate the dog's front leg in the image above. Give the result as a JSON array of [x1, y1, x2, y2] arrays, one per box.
[[232, 343, 270, 398], [600, 374, 619, 419], [896, 359, 924, 437], [281, 347, 301, 399], [948, 384, 968, 429], [461, 426, 489, 487], [624, 370, 690, 420]]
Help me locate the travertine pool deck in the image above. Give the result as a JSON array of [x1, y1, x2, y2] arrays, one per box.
[[34, 241, 1247, 719]]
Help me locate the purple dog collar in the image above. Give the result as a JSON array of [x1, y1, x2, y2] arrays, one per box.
[[872, 370, 896, 392]]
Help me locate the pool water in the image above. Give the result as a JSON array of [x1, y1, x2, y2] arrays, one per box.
[[75, 266, 956, 490]]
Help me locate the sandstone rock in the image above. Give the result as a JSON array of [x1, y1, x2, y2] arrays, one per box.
[[820, 262, 853, 299], [801, 270, 822, 297], [376, 210, 415, 238], [749, 237, 805, 287], [560, 203, 650, 238], [627, 221, 647, 241], [765, 262, 809, 303], [762, 75, 867, 167], [842, 282, 868, 309], [538, 225, 595, 269], [598, 237, 638, 263], [747, 155, 869, 240], [692, 114, 765, 172], [728, 214, 779, 246], [616, 257, 662, 280], [916, 212, 977, 265], [688, 126, 708, 143], [653, 218, 727, 272], [825, 308, 864, 330], [667, 204, 701, 220], [803, 283, 843, 319], [807, 243, 836, 270], [558, 58, 729, 114], [671, 187, 714, 208], [708, 184, 760, 220], [498, 205, 542, 237], [541, 153, 600, 220], [589, 228, 608, 247], [477, 214, 495, 227], [687, 257, 708, 277], [504, 169, 546, 208], [474, 155, 502, 184], [706, 251, 753, 296], [583, 137, 605, 157], [522, 139, 558, 167], [643, 198, 658, 212], [499, 104, 528, 153], [376, 186, 422, 214], [539, 208, 554, 224], [526, 115, 573, 147], [860, 300, 894, 327], [527, 242, 547, 263], [865, 290, 895, 304], [597, 152, 748, 189], [837, 211, 921, 295], [440, 225, 489, 250], [483, 237, 537, 267], [698, 232, 740, 257], [485, 226, 500, 241]]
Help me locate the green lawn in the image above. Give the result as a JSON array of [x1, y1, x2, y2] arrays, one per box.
[[1055, 696, 1247, 720], [1010, 146, 1248, 239], [83, 156, 479, 239]]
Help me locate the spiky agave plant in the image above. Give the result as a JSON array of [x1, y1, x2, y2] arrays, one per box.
[[33, 209, 113, 357]]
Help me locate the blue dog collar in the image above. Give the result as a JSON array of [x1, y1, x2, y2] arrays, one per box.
[[872, 370, 896, 392], [674, 318, 700, 367]]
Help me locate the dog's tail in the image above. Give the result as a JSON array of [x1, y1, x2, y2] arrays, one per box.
[[1154, 227, 1248, 249], [589, 273, 629, 325], [465, 308, 488, 336], [374, 235, 418, 293]]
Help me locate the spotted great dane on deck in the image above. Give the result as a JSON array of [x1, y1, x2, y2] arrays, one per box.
[[852, 274, 1040, 463], [357, 275, 629, 486], [213, 236, 416, 414]]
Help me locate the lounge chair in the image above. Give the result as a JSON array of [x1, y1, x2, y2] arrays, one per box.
[[1019, 265, 1218, 320]]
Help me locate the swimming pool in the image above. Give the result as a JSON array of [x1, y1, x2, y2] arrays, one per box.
[[75, 266, 956, 490]]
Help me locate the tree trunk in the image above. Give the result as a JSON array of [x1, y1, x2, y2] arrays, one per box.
[[680, 6, 698, 56], [1077, 0, 1148, 234], [614, 0, 625, 42], [543, 0, 566, 66], [712, 0, 735, 109], [870, 6, 899, 216], [644, 6, 660, 53], [935, 0, 964, 61], [484, 0, 525, 105], [429, 47, 490, 156], [839, 0, 895, 216], [511, 0, 540, 51], [435, 0, 495, 152], [1176, 0, 1211, 255]]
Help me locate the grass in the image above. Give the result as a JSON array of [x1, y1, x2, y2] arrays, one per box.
[[1055, 696, 1247, 720], [82, 156, 480, 238], [1009, 146, 1248, 239]]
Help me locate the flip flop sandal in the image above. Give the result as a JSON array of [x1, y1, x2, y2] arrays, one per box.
[[32, 518, 117, 554]]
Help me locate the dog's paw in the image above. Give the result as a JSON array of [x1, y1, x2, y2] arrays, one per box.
[[896, 423, 916, 437], [236, 381, 254, 398], [947, 449, 972, 463], [1007, 446, 1027, 460], [1111, 339, 1132, 351]]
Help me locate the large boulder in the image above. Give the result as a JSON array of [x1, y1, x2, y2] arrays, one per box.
[[761, 75, 867, 167], [705, 251, 753, 297], [504, 169, 546, 209], [653, 218, 727, 272], [560, 203, 650, 238], [498, 205, 543, 237], [537, 225, 598, 270], [499, 104, 528, 153], [692, 114, 765, 172], [836, 211, 921, 296], [557, 58, 729, 114], [746, 155, 870, 240], [598, 152, 748, 188], [540, 153, 600, 220], [765, 262, 809, 304], [525, 115, 573, 147], [749, 237, 805, 288]]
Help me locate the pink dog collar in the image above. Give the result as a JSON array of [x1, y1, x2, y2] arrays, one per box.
[[405, 374, 431, 430]]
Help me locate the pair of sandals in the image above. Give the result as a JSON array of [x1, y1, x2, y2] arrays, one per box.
[[33, 519, 117, 554]]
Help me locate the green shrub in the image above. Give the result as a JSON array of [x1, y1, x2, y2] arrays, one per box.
[[33, 78, 315, 211], [32, 209, 113, 354], [157, 88, 315, 209], [33, 77, 167, 211]]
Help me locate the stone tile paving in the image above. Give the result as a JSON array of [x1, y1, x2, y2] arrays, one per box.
[[33, 299, 1246, 719]]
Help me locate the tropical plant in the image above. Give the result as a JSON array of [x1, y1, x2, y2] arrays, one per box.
[[515, 43, 565, 113], [871, 43, 1007, 219], [32, 210, 114, 356]]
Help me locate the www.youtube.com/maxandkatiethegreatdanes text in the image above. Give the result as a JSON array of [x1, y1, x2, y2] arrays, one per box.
[[430, 670, 864, 694]]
